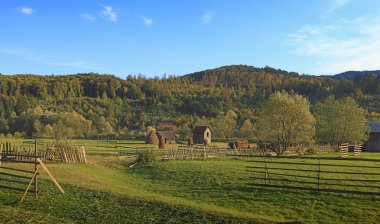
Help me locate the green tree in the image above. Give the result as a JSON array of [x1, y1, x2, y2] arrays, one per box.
[[256, 92, 315, 155], [42, 124, 55, 138], [238, 119, 255, 141], [215, 110, 237, 142], [97, 116, 113, 135], [315, 96, 368, 146]]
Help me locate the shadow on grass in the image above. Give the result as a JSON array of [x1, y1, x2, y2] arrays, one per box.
[[0, 181, 269, 224]]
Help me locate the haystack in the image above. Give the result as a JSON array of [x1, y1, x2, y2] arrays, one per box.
[[159, 136, 166, 149], [146, 131, 159, 145], [187, 137, 193, 146]]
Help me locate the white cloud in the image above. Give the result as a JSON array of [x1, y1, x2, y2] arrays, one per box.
[[49, 61, 103, 70], [0, 48, 103, 71], [81, 13, 96, 21], [321, 0, 351, 18], [287, 16, 380, 74], [139, 15, 153, 26], [21, 6, 33, 15], [0, 48, 47, 61], [202, 11, 214, 24], [100, 5, 117, 23]]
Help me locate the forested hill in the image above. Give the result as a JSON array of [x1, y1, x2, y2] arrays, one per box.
[[0, 65, 379, 139], [333, 70, 380, 79]]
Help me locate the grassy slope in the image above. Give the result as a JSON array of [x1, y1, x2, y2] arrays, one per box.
[[1, 139, 380, 223]]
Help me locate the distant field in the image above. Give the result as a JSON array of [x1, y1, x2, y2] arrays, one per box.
[[1, 138, 380, 223]]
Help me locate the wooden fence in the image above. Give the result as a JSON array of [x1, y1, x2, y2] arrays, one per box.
[[163, 145, 220, 160], [0, 147, 39, 200], [248, 156, 380, 195], [340, 143, 349, 158], [1, 141, 87, 164], [0, 142, 65, 201]]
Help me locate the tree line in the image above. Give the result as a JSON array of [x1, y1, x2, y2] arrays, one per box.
[[0, 65, 378, 140]]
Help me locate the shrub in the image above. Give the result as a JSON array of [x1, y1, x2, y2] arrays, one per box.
[[305, 148, 317, 155], [14, 132, 24, 138], [136, 148, 160, 164]]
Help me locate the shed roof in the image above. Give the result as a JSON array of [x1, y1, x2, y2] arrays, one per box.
[[193, 126, 211, 134], [156, 131, 176, 139], [368, 122, 380, 133]]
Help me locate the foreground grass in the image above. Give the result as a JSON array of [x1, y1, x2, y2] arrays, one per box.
[[0, 182, 258, 224], [1, 138, 380, 223], [2, 157, 380, 223]]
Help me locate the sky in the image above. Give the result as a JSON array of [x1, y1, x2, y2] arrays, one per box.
[[1, 0, 380, 78]]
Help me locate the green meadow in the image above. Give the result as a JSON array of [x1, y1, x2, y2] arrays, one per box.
[[1, 139, 380, 223]]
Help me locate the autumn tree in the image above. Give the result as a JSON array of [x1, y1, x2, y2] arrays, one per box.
[[315, 96, 368, 146], [256, 92, 315, 155], [238, 119, 255, 141], [215, 110, 237, 142]]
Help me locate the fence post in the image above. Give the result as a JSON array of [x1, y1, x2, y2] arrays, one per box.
[[264, 157, 268, 185], [0, 143, 2, 166], [317, 158, 321, 192], [34, 139, 39, 199]]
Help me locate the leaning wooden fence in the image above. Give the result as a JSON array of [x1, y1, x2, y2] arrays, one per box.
[[354, 144, 362, 156], [340, 143, 349, 158], [1, 141, 87, 164], [248, 156, 380, 195]]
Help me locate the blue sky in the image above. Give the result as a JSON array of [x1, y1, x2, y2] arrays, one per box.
[[1, 0, 380, 77]]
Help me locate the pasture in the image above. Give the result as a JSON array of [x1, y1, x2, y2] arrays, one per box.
[[1, 139, 380, 223]]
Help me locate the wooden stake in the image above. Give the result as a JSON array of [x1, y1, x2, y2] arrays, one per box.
[[37, 158, 65, 194], [21, 171, 38, 202], [81, 146, 87, 164], [34, 140, 38, 199]]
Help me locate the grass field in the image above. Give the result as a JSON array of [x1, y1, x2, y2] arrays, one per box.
[[1, 138, 380, 223]]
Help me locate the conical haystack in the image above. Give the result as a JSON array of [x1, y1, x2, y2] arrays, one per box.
[[159, 136, 166, 149], [146, 131, 159, 145], [187, 137, 193, 146]]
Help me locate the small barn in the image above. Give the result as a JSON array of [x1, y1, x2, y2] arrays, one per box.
[[193, 126, 212, 144], [364, 122, 380, 152], [156, 131, 176, 144]]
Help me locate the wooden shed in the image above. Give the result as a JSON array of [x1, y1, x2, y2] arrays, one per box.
[[364, 122, 380, 152], [156, 131, 176, 144], [193, 126, 212, 144]]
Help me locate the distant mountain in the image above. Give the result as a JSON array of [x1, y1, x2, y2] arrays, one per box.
[[333, 70, 380, 79], [183, 65, 300, 82]]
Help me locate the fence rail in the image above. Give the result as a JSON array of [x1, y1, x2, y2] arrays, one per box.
[[248, 156, 380, 195], [164, 145, 220, 160], [0, 141, 87, 164], [0, 141, 39, 200]]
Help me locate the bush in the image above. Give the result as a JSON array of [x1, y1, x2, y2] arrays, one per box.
[[6, 134, 12, 138], [14, 132, 24, 138], [54, 139, 77, 152], [305, 148, 317, 155], [136, 148, 160, 164]]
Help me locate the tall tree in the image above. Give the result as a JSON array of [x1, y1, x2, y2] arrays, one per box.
[[238, 119, 255, 141], [216, 110, 237, 142], [256, 92, 315, 155], [315, 96, 368, 146]]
